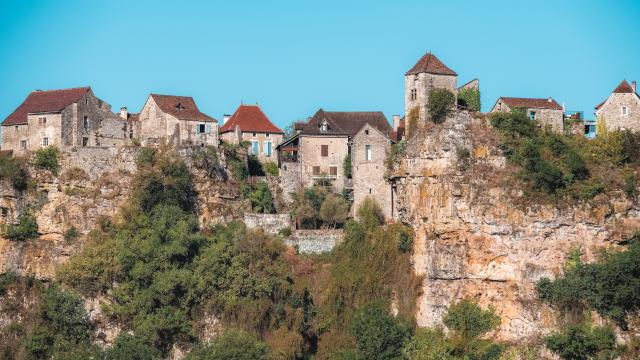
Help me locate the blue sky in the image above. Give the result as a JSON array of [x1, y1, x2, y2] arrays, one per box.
[[0, 0, 638, 128]]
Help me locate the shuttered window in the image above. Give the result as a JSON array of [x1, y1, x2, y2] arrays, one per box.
[[329, 166, 337, 176], [321, 145, 328, 157], [312, 166, 320, 175]]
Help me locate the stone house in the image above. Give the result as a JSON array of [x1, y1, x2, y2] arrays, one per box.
[[278, 109, 392, 199], [219, 104, 283, 163], [351, 123, 393, 219], [490, 97, 564, 132], [405, 52, 458, 130], [1, 87, 128, 156], [136, 94, 218, 147], [594, 80, 640, 133]]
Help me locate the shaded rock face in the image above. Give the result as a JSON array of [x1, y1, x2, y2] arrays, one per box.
[[391, 111, 640, 342]]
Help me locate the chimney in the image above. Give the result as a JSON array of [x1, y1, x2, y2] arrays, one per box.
[[120, 106, 128, 119], [392, 115, 401, 131], [222, 114, 231, 124], [633, 81, 637, 93], [548, 97, 553, 103]]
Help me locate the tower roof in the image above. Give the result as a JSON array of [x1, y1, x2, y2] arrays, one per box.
[[613, 79, 635, 94], [405, 52, 457, 76]]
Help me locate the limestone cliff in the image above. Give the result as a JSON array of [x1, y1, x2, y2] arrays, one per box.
[[391, 111, 640, 342]]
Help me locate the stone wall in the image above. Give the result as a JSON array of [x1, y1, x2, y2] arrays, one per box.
[[279, 160, 303, 203], [534, 108, 564, 133], [244, 213, 291, 234], [1, 124, 29, 156], [285, 229, 343, 254], [352, 123, 392, 219], [298, 135, 349, 192], [62, 146, 140, 179], [405, 72, 457, 126], [596, 92, 640, 132]]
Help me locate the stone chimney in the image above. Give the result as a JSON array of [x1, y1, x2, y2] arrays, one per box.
[[223, 114, 231, 124], [633, 81, 637, 93], [392, 115, 401, 131], [120, 106, 128, 119]]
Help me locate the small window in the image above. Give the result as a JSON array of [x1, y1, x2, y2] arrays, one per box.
[[321, 145, 328, 157], [14, 126, 18, 131], [198, 124, 206, 134], [266, 133, 270, 137], [82, 137, 88, 147], [83, 116, 89, 131], [42, 137, 48, 146], [264, 141, 272, 156], [365, 129, 369, 135], [622, 106, 628, 116], [365, 144, 372, 161], [85, 98, 88, 105], [20, 140, 26, 149], [253, 132, 257, 137], [329, 166, 337, 176], [312, 166, 320, 175], [251, 141, 259, 155], [529, 111, 536, 120], [321, 122, 328, 132]]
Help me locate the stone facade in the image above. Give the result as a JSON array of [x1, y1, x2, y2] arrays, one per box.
[[137, 95, 218, 147], [298, 135, 349, 192], [405, 72, 457, 125], [352, 123, 392, 219], [491, 97, 564, 133], [221, 131, 282, 163], [595, 80, 640, 132]]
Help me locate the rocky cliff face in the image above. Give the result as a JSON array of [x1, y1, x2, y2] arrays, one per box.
[[391, 111, 640, 342]]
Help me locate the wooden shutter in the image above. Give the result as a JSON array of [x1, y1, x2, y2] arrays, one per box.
[[321, 145, 328, 157], [330, 166, 337, 176]]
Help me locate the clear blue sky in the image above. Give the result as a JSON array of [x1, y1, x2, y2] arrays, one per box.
[[0, 0, 639, 128]]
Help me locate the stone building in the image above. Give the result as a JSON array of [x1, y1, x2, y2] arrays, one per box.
[[594, 80, 640, 132], [278, 109, 392, 201], [136, 94, 218, 147], [352, 123, 393, 219], [219, 104, 283, 163], [490, 97, 564, 132], [1, 87, 129, 156], [405, 52, 458, 130]]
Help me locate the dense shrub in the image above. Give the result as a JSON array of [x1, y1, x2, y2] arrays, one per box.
[[385, 140, 406, 177], [343, 154, 352, 179], [319, 193, 350, 228], [230, 159, 249, 181], [104, 333, 155, 360], [5, 210, 39, 241], [624, 173, 637, 198], [427, 89, 455, 124], [0, 154, 28, 190], [356, 197, 384, 228], [350, 300, 413, 360], [544, 323, 621, 360], [537, 241, 640, 329], [33, 146, 60, 175], [185, 329, 270, 360], [0, 271, 18, 296], [243, 181, 275, 213], [263, 161, 279, 176], [457, 87, 481, 112], [136, 147, 158, 167], [290, 186, 328, 229], [64, 226, 78, 242]]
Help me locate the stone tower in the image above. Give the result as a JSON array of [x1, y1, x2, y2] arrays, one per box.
[[405, 52, 458, 132]]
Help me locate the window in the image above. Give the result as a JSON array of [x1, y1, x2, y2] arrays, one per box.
[[312, 166, 320, 175], [264, 141, 272, 156], [321, 145, 328, 157], [529, 111, 536, 120], [85, 98, 88, 105], [266, 133, 270, 137], [83, 116, 89, 131], [365, 129, 369, 135], [329, 166, 337, 176], [38, 117, 47, 125], [622, 106, 628, 116], [197, 123, 206, 134], [14, 126, 18, 131], [251, 140, 259, 155], [365, 144, 372, 161], [42, 137, 48, 146], [253, 133, 257, 137], [321, 121, 328, 132], [20, 140, 26, 149], [82, 137, 88, 147]]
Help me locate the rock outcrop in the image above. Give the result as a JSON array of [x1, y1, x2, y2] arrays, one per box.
[[391, 111, 640, 342]]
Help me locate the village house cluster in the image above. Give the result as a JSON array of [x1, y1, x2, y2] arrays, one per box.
[[2, 52, 639, 221]]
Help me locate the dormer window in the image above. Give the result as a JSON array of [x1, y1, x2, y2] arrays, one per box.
[[175, 102, 185, 110], [320, 120, 328, 132]]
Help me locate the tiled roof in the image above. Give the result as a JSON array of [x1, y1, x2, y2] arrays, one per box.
[[2, 87, 90, 126], [405, 52, 457, 76], [595, 80, 639, 110], [498, 97, 563, 111], [150, 94, 217, 123], [219, 104, 283, 134], [301, 109, 391, 137]]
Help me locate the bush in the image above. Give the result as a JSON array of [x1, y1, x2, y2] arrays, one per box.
[[248, 181, 275, 214], [5, 210, 39, 241], [229, 159, 248, 181], [0, 154, 28, 190], [457, 87, 481, 112], [356, 197, 384, 228], [350, 300, 413, 360], [64, 226, 78, 242], [105, 333, 155, 360], [343, 154, 352, 179], [136, 147, 157, 167], [544, 323, 621, 360], [33, 146, 60, 175], [0, 272, 18, 296], [398, 230, 413, 253], [263, 161, 279, 176], [319, 193, 350, 228], [427, 89, 456, 124], [624, 173, 637, 199], [185, 330, 270, 360]]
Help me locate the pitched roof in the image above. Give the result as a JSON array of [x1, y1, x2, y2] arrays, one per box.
[[3, 87, 90, 126], [405, 52, 457, 76], [150, 94, 217, 123], [300, 109, 391, 137], [595, 80, 640, 110], [498, 97, 563, 111], [219, 104, 283, 134]]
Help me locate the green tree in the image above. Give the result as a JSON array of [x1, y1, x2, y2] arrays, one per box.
[[185, 329, 270, 360], [427, 89, 455, 124], [343, 154, 352, 179], [33, 146, 61, 175], [249, 181, 275, 213], [5, 210, 39, 241], [319, 193, 350, 228], [442, 299, 504, 359], [457, 87, 481, 112], [350, 301, 412, 360], [544, 323, 620, 360], [104, 333, 155, 360]]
